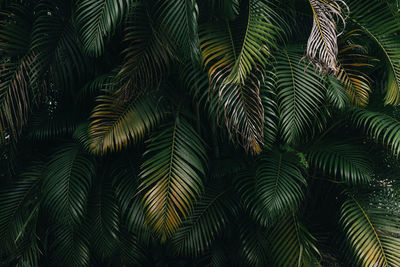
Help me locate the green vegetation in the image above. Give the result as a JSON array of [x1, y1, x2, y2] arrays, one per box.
[[1, 0, 400, 266]]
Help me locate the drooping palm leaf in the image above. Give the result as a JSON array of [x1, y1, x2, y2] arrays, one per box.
[[88, 179, 120, 260], [348, 0, 400, 105], [0, 6, 34, 142], [236, 149, 307, 226], [305, 0, 348, 74], [269, 214, 320, 267], [50, 223, 91, 267], [0, 162, 43, 251], [89, 94, 165, 154], [43, 143, 95, 224], [340, 189, 400, 266], [117, 3, 171, 95], [139, 115, 207, 241], [238, 217, 270, 267], [306, 141, 372, 184], [155, 0, 200, 62], [350, 108, 400, 157], [336, 30, 374, 107], [30, 0, 89, 93], [262, 72, 279, 149], [200, 0, 283, 85], [76, 0, 131, 57], [172, 188, 236, 256], [326, 75, 349, 110], [275, 47, 325, 144]]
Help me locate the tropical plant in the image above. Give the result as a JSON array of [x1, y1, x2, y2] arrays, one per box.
[[1, 0, 400, 266]]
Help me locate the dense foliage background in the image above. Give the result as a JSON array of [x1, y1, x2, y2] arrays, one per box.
[[1, 0, 400, 266]]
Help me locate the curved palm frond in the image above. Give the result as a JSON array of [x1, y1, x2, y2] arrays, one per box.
[[50, 223, 90, 267], [336, 30, 374, 107], [89, 95, 165, 154], [139, 115, 207, 241], [201, 0, 283, 85], [117, 3, 171, 95], [236, 150, 306, 226], [262, 72, 278, 149], [0, 6, 34, 142], [269, 214, 320, 267], [30, 0, 88, 92], [326, 75, 349, 110], [350, 108, 400, 157], [307, 141, 372, 184], [305, 0, 348, 74], [340, 189, 400, 266], [209, 69, 265, 153], [43, 143, 95, 224], [88, 180, 120, 260], [348, 0, 400, 105], [276, 47, 325, 144], [0, 162, 43, 251], [155, 0, 200, 62], [76, 0, 130, 57], [238, 217, 270, 267], [172, 188, 236, 256]]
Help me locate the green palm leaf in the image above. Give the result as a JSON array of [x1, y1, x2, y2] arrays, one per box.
[[76, 0, 131, 57], [139, 115, 207, 241], [88, 180, 120, 260], [348, 0, 400, 105], [276, 47, 325, 144], [350, 108, 400, 157], [326, 75, 349, 110], [236, 150, 307, 226], [0, 162, 43, 251], [340, 189, 400, 266], [117, 3, 171, 94], [155, 0, 200, 62], [336, 30, 374, 107], [89, 95, 165, 154], [50, 223, 91, 267], [43, 143, 95, 224], [200, 0, 283, 84], [269, 214, 320, 267], [238, 217, 270, 267], [172, 188, 236, 256], [306, 141, 372, 184], [0, 6, 34, 142]]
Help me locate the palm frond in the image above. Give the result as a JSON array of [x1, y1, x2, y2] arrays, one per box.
[[139, 115, 207, 241], [336, 30, 374, 107], [276, 46, 325, 144], [0, 6, 34, 142], [50, 223, 91, 267], [326, 75, 349, 110], [88, 179, 119, 260], [172, 188, 236, 256], [30, 0, 89, 92], [76, 0, 131, 57], [269, 214, 320, 267], [117, 3, 171, 95], [340, 189, 400, 266], [306, 141, 372, 184], [348, 0, 400, 105], [201, 0, 283, 85], [238, 217, 270, 267], [305, 0, 348, 74], [236, 149, 307, 226], [43, 143, 95, 224], [0, 162, 43, 251], [262, 72, 278, 149], [350, 108, 400, 157], [155, 0, 200, 62], [89, 95, 165, 154]]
